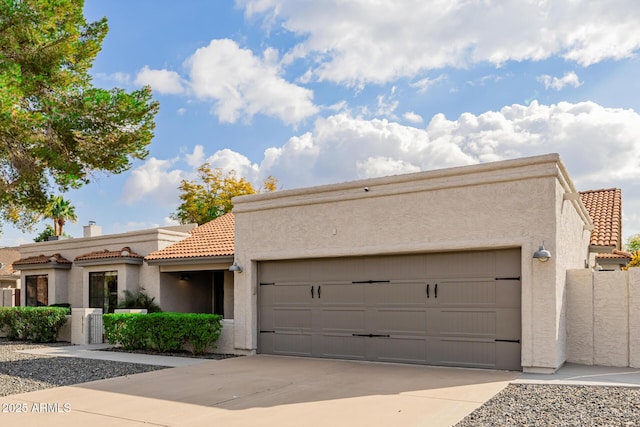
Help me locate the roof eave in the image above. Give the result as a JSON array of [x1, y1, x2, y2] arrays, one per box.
[[145, 255, 234, 266], [75, 258, 144, 267]]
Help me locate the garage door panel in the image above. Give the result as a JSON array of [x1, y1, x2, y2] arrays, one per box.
[[369, 309, 428, 335], [495, 280, 521, 307], [315, 334, 366, 360], [371, 337, 427, 364], [366, 281, 426, 306], [318, 283, 364, 304], [318, 308, 366, 332], [260, 332, 313, 356], [271, 308, 313, 331], [437, 310, 497, 337], [435, 280, 497, 306], [426, 251, 497, 278], [496, 308, 521, 339], [495, 249, 522, 278], [495, 341, 522, 371], [431, 337, 497, 368]]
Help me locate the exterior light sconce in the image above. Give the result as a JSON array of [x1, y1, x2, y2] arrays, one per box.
[[180, 274, 191, 281], [229, 262, 243, 273], [533, 242, 551, 262]]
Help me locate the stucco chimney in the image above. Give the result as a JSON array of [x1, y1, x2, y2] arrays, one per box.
[[83, 221, 102, 238]]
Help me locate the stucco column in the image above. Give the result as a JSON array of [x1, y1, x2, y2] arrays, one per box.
[[233, 257, 256, 351]]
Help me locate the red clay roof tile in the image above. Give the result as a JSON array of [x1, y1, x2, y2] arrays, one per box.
[[145, 213, 235, 261], [580, 188, 622, 248], [74, 247, 144, 262], [13, 253, 72, 267]]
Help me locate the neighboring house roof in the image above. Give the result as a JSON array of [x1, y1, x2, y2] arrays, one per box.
[[596, 249, 632, 261], [0, 247, 20, 277], [579, 188, 622, 248], [13, 253, 72, 269], [145, 213, 235, 262], [74, 247, 144, 262]]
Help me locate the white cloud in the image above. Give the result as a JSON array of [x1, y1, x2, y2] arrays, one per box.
[[185, 39, 318, 124], [537, 71, 583, 90], [135, 66, 185, 95], [185, 145, 205, 168], [205, 148, 260, 182], [177, 108, 187, 115], [121, 158, 183, 205], [403, 111, 423, 124], [240, 0, 640, 85], [411, 75, 447, 94]]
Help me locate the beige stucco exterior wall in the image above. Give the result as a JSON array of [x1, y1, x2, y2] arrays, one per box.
[[567, 268, 640, 368], [18, 227, 191, 309], [233, 154, 591, 371], [566, 269, 594, 364]]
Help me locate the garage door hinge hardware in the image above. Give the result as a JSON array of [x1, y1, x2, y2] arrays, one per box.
[[352, 280, 391, 284], [494, 339, 520, 343], [495, 277, 521, 281], [260, 330, 276, 334], [352, 333, 391, 338]]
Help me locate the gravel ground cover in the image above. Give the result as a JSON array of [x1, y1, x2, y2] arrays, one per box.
[[0, 339, 168, 397], [456, 383, 640, 427]]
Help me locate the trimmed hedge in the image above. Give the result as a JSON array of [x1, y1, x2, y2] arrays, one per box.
[[0, 307, 69, 343], [103, 312, 223, 355]]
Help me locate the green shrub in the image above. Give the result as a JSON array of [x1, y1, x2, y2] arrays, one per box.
[[183, 314, 223, 354], [103, 312, 222, 354], [0, 307, 68, 342], [103, 313, 147, 350]]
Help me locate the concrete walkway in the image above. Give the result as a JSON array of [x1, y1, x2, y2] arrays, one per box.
[[17, 343, 211, 367], [4, 346, 640, 426], [516, 363, 640, 388]]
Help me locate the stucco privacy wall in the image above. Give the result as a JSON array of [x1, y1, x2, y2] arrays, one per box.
[[232, 154, 592, 372], [567, 268, 640, 367], [18, 228, 191, 308]]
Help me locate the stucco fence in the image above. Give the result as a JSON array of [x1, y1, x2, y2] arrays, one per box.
[[567, 268, 640, 367], [0, 288, 17, 307]]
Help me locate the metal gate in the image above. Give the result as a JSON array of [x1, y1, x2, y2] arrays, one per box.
[[89, 312, 104, 344]]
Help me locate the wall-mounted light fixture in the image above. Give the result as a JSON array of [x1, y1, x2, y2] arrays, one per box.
[[533, 242, 551, 262], [229, 262, 243, 273], [180, 274, 191, 281]]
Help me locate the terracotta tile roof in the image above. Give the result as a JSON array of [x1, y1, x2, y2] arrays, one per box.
[[0, 248, 20, 276], [145, 213, 235, 261], [580, 188, 622, 248], [13, 253, 72, 267], [596, 249, 632, 260], [74, 247, 144, 262]]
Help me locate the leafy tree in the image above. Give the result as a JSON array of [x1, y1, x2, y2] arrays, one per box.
[[44, 195, 77, 236], [171, 163, 278, 225], [626, 253, 640, 269], [626, 233, 640, 254], [33, 224, 55, 242], [0, 0, 159, 232]]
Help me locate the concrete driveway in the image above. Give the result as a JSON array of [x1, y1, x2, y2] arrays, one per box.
[[0, 355, 518, 427]]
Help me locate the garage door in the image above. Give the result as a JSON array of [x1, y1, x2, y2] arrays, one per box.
[[258, 249, 521, 370]]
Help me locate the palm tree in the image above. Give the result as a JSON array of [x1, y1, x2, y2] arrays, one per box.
[[44, 196, 77, 236]]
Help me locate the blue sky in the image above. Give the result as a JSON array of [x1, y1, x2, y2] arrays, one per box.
[[2, 0, 640, 246]]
